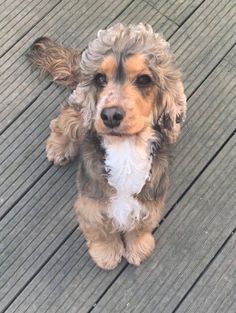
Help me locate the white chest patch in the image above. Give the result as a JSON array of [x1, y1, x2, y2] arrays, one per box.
[[103, 137, 152, 231]]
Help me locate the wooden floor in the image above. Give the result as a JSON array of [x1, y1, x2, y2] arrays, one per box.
[[0, 0, 235, 312]]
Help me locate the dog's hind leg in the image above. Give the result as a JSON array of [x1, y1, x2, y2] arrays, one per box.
[[46, 104, 85, 166], [75, 197, 125, 270], [27, 37, 81, 88]]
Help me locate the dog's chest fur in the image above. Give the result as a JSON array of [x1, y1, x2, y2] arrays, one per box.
[[103, 137, 152, 231]]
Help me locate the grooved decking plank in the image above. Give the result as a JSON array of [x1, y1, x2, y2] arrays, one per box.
[[147, 0, 205, 25], [0, 86, 69, 219], [89, 135, 236, 313], [109, 0, 177, 39], [175, 234, 236, 313], [2, 45, 235, 313], [0, 164, 78, 311], [167, 46, 236, 207], [170, 0, 236, 95], [0, 0, 62, 56], [0, 0, 25, 21]]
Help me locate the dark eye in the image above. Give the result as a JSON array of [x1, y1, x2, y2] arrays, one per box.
[[94, 73, 107, 87], [135, 74, 152, 87]]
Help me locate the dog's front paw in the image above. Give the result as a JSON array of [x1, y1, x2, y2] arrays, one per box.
[[124, 232, 155, 266], [46, 140, 72, 166], [46, 145, 71, 166], [46, 122, 78, 166], [89, 239, 124, 270]]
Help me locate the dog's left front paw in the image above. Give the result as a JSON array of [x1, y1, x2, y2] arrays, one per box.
[[124, 232, 155, 266], [46, 123, 78, 166]]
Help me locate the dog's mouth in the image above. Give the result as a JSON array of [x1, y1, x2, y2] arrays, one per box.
[[99, 130, 128, 137], [99, 127, 146, 138]]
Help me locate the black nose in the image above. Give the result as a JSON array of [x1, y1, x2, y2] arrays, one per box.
[[100, 106, 125, 128]]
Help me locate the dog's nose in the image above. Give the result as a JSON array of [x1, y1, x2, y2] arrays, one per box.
[[100, 106, 125, 128]]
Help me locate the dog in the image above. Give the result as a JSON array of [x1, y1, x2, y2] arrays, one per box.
[[28, 24, 187, 270]]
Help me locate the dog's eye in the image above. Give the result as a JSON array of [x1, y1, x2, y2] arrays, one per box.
[[94, 73, 107, 87], [135, 75, 152, 87]]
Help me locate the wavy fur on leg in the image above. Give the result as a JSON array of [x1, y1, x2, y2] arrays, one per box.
[[75, 197, 124, 270], [28, 37, 81, 87], [46, 104, 85, 165]]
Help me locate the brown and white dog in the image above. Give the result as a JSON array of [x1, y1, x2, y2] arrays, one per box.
[[29, 24, 186, 270]]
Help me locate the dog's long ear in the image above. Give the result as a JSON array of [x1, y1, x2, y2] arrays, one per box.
[[27, 37, 81, 88], [156, 64, 187, 144]]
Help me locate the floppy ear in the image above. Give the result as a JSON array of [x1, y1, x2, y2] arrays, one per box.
[[156, 65, 187, 144], [27, 37, 81, 88]]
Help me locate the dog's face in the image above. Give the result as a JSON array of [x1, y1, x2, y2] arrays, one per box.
[[71, 24, 186, 143], [93, 53, 157, 136]]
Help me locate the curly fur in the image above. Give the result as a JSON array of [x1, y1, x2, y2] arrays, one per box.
[[28, 37, 81, 87], [29, 23, 187, 269]]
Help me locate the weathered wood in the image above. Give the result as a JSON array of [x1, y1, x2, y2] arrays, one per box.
[[0, 0, 62, 56], [0, 86, 68, 218], [110, 0, 177, 38], [170, 0, 236, 94], [0, 165, 78, 310], [147, 0, 204, 25], [175, 234, 236, 313], [167, 46, 236, 207]]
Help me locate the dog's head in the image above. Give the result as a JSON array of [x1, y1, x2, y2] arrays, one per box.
[[70, 24, 186, 143]]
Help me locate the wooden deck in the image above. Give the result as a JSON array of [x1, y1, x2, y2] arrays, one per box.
[[0, 0, 235, 312]]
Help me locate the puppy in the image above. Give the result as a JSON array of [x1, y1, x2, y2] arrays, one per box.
[[29, 24, 186, 270]]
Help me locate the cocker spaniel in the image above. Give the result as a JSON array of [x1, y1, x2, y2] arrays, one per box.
[[28, 24, 187, 270]]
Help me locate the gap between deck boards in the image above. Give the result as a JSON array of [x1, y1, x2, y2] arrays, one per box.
[[172, 227, 236, 313]]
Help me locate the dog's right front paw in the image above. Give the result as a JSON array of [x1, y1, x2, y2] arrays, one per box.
[[46, 142, 71, 166]]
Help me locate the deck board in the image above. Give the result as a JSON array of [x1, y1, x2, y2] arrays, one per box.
[[0, 0, 235, 312], [146, 0, 205, 25], [0, 0, 63, 56], [110, 0, 178, 38], [175, 234, 236, 313]]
